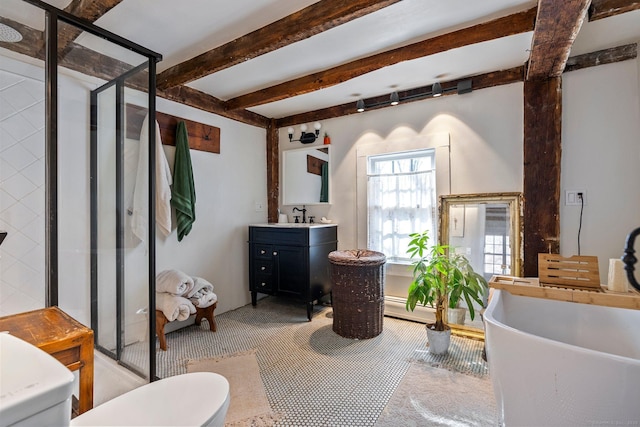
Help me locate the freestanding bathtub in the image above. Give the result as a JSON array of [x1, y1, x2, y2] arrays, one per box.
[[484, 289, 640, 426]]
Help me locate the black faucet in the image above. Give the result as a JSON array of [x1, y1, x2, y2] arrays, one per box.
[[292, 206, 307, 223], [623, 227, 640, 292]]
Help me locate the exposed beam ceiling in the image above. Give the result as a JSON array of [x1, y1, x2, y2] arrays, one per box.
[[0, 16, 45, 60], [225, 7, 538, 111], [3, 2, 638, 128], [275, 67, 526, 127], [58, 0, 123, 57], [0, 18, 269, 128], [589, 0, 640, 20], [526, 0, 590, 79], [277, 41, 638, 127], [156, 0, 401, 90]]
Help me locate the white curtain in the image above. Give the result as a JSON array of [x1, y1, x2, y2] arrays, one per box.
[[367, 170, 436, 262]]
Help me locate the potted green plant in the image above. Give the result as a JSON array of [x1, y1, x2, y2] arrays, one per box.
[[405, 230, 488, 354]]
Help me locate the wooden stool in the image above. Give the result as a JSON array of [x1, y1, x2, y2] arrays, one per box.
[[156, 302, 217, 351], [0, 307, 94, 415]]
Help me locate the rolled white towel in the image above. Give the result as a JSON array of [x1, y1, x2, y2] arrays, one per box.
[[187, 277, 214, 297], [156, 269, 194, 296], [189, 291, 217, 308], [156, 292, 196, 321]]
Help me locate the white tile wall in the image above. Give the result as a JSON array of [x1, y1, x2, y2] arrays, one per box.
[[0, 69, 45, 316]]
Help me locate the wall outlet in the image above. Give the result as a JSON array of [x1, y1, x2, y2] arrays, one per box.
[[565, 190, 587, 206], [254, 201, 264, 212]]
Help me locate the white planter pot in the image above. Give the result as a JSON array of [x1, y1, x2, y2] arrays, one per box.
[[448, 307, 466, 325], [426, 324, 451, 355]]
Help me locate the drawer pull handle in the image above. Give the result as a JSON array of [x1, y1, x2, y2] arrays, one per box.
[[273, 251, 278, 256], [260, 250, 266, 255], [261, 266, 266, 271]]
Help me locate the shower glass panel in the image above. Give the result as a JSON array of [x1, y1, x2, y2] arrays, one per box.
[[53, 17, 152, 378], [0, 0, 46, 316]]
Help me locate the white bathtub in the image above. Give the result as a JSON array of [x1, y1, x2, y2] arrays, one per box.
[[484, 289, 640, 426]]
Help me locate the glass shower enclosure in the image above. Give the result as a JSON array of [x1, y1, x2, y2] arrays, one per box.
[[8, 0, 162, 380]]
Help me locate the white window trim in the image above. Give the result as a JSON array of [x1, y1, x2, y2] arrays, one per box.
[[355, 132, 451, 269]]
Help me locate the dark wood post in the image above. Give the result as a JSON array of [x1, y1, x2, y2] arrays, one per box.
[[266, 119, 279, 223], [523, 77, 562, 276]]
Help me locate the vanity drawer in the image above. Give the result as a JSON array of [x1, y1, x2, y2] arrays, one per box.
[[253, 244, 276, 259], [250, 227, 307, 245], [252, 275, 273, 292], [253, 261, 273, 275]]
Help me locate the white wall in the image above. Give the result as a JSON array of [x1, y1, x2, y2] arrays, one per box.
[[279, 57, 640, 299], [561, 58, 640, 283], [280, 83, 525, 298]]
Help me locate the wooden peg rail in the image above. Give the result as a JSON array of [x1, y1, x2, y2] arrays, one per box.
[[125, 103, 220, 154]]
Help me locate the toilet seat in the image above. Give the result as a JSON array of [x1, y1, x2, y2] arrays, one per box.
[[70, 372, 230, 426]]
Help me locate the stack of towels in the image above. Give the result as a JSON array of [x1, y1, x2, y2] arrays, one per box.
[[156, 269, 217, 322]]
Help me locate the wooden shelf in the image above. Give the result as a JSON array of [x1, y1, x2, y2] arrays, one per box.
[[489, 275, 640, 310]]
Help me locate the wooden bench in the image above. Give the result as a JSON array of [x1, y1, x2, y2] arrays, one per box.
[[155, 302, 217, 351]]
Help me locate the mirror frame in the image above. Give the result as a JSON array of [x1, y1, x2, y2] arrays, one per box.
[[281, 145, 331, 206], [439, 192, 523, 338]]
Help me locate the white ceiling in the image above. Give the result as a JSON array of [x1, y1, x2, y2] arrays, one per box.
[[3, 0, 640, 120]]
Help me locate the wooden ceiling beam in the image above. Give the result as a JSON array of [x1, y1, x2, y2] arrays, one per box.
[[156, 0, 401, 90], [0, 16, 45, 60], [526, 0, 590, 80], [158, 86, 269, 128], [276, 41, 637, 127], [226, 7, 537, 111], [275, 67, 526, 128], [564, 43, 637, 72], [589, 0, 640, 20], [57, 0, 123, 58], [0, 20, 268, 128]]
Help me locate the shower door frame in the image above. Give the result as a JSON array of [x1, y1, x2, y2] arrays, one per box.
[[22, 0, 162, 381], [90, 62, 154, 376]]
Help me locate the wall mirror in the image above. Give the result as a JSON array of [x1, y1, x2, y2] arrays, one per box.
[[439, 192, 522, 336], [282, 146, 331, 205]]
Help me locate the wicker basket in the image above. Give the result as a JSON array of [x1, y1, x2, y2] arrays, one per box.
[[329, 250, 386, 339]]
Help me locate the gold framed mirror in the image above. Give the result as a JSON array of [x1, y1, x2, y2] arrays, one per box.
[[439, 192, 523, 338]]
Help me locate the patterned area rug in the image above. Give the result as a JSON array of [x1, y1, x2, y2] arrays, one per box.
[[149, 297, 493, 426], [187, 351, 280, 426], [375, 364, 497, 427]]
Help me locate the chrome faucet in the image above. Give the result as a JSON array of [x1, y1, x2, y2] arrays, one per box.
[[292, 206, 307, 223]]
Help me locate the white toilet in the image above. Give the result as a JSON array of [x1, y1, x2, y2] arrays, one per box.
[[0, 333, 230, 427]]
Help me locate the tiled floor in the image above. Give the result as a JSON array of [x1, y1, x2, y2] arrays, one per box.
[[95, 298, 490, 426]]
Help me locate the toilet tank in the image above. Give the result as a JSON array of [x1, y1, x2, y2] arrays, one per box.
[[0, 333, 74, 427]]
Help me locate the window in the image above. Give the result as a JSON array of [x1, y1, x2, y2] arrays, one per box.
[[483, 206, 511, 278], [367, 149, 436, 263]]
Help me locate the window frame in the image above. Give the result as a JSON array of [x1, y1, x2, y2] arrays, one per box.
[[355, 133, 451, 273]]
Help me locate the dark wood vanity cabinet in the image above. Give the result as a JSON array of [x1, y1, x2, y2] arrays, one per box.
[[248, 225, 337, 320]]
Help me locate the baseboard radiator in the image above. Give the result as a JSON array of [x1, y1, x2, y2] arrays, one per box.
[[383, 295, 436, 324]]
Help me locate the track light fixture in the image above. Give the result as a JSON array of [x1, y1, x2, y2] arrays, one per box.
[[432, 82, 443, 97], [390, 91, 400, 106], [288, 122, 322, 144], [354, 79, 472, 112]]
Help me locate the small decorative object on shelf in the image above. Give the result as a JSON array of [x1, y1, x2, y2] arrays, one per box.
[[324, 132, 331, 145]]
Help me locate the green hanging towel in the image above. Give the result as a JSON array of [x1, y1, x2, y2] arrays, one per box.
[[320, 161, 329, 202], [171, 121, 196, 241]]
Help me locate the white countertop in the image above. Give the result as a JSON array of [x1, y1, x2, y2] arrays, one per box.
[[250, 223, 337, 228]]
